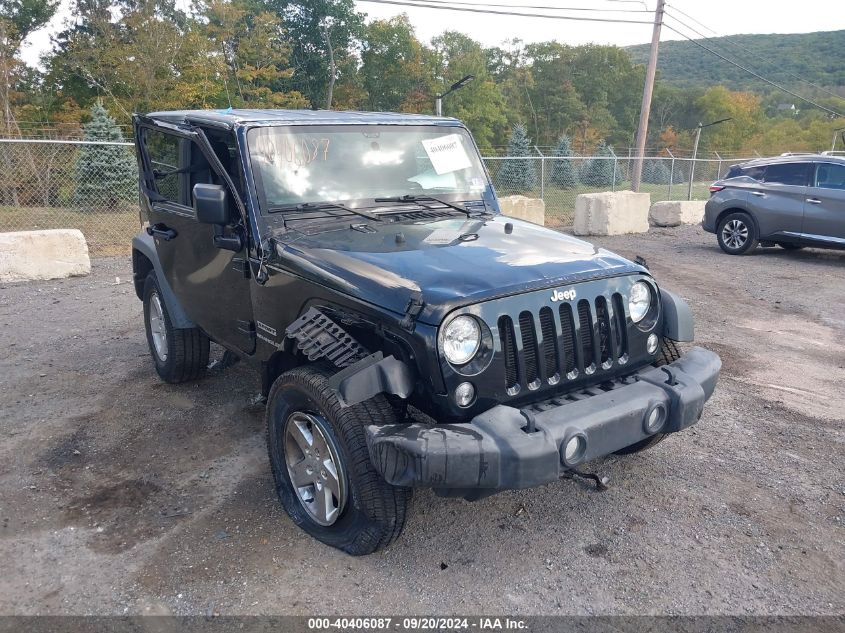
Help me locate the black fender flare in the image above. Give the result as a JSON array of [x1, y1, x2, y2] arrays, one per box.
[[132, 232, 196, 329], [660, 288, 694, 342]]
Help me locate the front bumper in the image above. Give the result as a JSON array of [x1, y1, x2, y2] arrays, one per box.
[[365, 347, 720, 494]]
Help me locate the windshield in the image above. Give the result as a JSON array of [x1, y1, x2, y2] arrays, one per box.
[[247, 125, 489, 209]]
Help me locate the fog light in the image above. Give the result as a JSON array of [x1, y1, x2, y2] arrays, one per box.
[[455, 382, 475, 407], [644, 404, 666, 433], [647, 333, 659, 354], [562, 435, 586, 464]]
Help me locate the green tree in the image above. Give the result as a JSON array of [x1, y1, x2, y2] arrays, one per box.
[[550, 135, 577, 189], [246, 0, 364, 109], [579, 140, 620, 188], [431, 32, 509, 150], [695, 86, 764, 152], [204, 0, 308, 109], [74, 102, 136, 209], [498, 123, 536, 192], [1, 0, 59, 133], [642, 158, 671, 185], [360, 15, 432, 112]]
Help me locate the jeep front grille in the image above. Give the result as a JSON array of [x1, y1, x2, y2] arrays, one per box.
[[498, 293, 628, 394]]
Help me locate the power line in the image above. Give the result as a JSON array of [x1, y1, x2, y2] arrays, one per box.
[[379, 0, 652, 12], [356, 0, 654, 24], [664, 5, 845, 103], [661, 20, 843, 118]]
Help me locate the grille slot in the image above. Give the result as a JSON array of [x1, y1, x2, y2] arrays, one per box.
[[518, 311, 539, 387], [596, 296, 612, 367], [500, 292, 630, 393], [559, 304, 577, 375], [499, 316, 519, 389], [612, 292, 628, 359], [577, 300, 596, 370], [539, 307, 559, 379]]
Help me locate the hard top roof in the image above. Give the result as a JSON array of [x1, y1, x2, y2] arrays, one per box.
[[145, 108, 462, 128]]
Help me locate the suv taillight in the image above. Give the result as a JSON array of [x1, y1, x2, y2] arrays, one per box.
[[709, 184, 725, 193]]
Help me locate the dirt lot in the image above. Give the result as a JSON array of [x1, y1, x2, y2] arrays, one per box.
[[1, 225, 843, 616]]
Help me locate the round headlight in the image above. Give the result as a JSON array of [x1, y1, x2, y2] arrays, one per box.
[[628, 281, 652, 323], [440, 315, 481, 365]]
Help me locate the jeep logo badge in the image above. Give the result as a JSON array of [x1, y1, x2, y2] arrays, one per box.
[[550, 288, 576, 302]]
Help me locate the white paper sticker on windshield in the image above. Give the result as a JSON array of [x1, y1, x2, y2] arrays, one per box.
[[421, 134, 472, 175]]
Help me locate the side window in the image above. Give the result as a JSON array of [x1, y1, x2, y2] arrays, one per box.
[[814, 163, 845, 190], [144, 129, 182, 203], [762, 163, 809, 186], [740, 166, 764, 180]]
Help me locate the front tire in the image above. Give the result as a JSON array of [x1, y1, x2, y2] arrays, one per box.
[[266, 366, 411, 555], [143, 272, 209, 383], [717, 212, 758, 255]]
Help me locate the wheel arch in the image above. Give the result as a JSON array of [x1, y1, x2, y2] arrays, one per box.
[[261, 346, 301, 397], [132, 233, 195, 329], [716, 206, 760, 236]]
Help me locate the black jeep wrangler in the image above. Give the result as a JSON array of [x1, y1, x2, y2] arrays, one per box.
[[131, 109, 721, 555]]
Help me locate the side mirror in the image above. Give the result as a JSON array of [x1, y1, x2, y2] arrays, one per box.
[[193, 183, 229, 225]]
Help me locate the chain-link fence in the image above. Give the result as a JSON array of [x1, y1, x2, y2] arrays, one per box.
[[484, 155, 752, 227], [0, 138, 753, 256], [0, 139, 139, 257]]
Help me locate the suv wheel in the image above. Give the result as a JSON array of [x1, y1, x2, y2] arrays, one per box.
[[717, 212, 758, 255], [143, 272, 209, 383], [266, 366, 411, 555]]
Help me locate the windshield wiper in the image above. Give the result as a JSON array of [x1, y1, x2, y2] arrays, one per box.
[[269, 201, 382, 223], [373, 195, 479, 217]]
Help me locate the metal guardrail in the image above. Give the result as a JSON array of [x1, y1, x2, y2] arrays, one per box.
[[0, 138, 754, 255]]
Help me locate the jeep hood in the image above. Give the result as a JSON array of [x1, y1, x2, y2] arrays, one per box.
[[271, 215, 645, 325]]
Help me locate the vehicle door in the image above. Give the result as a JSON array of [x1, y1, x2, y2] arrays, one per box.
[[803, 162, 845, 243], [745, 162, 810, 238], [134, 117, 256, 354]]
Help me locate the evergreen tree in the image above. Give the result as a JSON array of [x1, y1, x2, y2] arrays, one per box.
[[642, 158, 671, 185], [498, 123, 536, 192], [579, 141, 621, 188], [550, 135, 577, 189], [75, 103, 137, 210]]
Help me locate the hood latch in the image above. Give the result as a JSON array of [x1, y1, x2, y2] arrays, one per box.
[[400, 291, 425, 332]]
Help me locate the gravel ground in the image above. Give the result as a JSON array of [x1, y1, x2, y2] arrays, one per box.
[[0, 224, 843, 616]]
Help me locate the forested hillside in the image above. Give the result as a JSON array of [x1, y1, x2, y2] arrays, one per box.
[[1, 0, 844, 156], [628, 30, 845, 93]]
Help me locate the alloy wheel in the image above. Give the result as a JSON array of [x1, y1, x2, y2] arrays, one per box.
[[283, 412, 347, 526], [722, 219, 748, 250], [148, 292, 168, 362]]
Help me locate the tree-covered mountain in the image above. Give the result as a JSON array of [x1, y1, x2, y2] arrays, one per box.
[[627, 30, 845, 94]]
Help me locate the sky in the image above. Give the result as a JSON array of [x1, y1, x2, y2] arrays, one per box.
[[19, 0, 845, 67]]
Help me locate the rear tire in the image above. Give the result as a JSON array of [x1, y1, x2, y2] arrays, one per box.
[[717, 212, 758, 255], [143, 272, 209, 383], [266, 365, 411, 555]]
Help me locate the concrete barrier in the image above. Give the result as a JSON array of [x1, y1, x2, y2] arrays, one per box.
[[498, 195, 545, 226], [573, 190, 650, 236], [649, 200, 706, 227], [0, 229, 91, 282]]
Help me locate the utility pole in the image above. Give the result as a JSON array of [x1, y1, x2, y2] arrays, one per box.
[[630, 0, 665, 192]]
